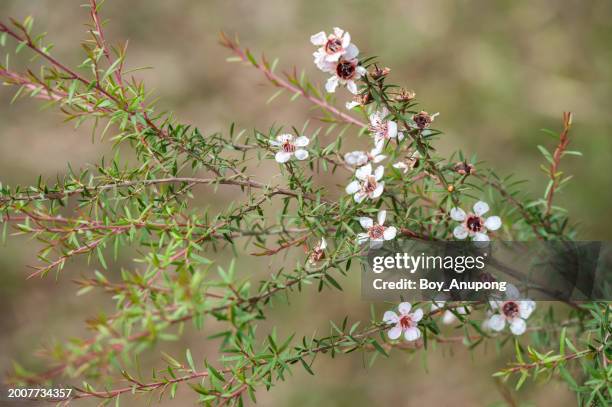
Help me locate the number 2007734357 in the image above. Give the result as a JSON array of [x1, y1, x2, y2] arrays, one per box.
[[7, 388, 73, 399]]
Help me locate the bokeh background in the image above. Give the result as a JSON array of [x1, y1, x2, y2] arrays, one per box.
[[1, 1, 611, 406]]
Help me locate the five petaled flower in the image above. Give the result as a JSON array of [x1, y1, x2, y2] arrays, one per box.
[[484, 284, 536, 335], [369, 108, 403, 143], [344, 140, 386, 167], [357, 210, 397, 248], [383, 302, 423, 341], [450, 201, 501, 242], [322, 55, 367, 95], [311, 27, 358, 70], [270, 134, 309, 163], [345, 163, 385, 203]]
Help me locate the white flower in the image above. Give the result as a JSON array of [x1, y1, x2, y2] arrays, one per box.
[[356, 210, 397, 249], [321, 53, 366, 95], [431, 301, 470, 325], [369, 108, 404, 143], [450, 201, 502, 242], [345, 163, 385, 203], [383, 302, 423, 341], [392, 151, 421, 174], [346, 100, 360, 109], [484, 284, 536, 336], [269, 134, 309, 163], [311, 27, 358, 71], [344, 140, 386, 167]]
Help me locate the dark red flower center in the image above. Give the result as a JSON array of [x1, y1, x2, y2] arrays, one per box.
[[363, 176, 378, 194], [282, 141, 296, 153], [413, 113, 432, 129], [400, 315, 413, 329], [325, 38, 343, 54], [336, 60, 356, 80], [368, 224, 385, 239], [466, 215, 483, 232], [502, 301, 519, 318]]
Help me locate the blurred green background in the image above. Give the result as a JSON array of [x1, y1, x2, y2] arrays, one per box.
[[1, 0, 611, 406]]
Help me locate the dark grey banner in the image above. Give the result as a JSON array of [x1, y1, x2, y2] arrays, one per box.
[[361, 241, 612, 301]]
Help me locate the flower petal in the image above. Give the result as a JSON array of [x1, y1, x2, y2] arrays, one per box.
[[374, 165, 384, 181], [484, 216, 501, 231], [372, 154, 386, 163], [383, 310, 399, 324], [387, 120, 397, 139], [319, 237, 327, 250], [346, 80, 358, 95], [357, 233, 370, 244], [354, 192, 367, 203], [356, 163, 372, 180], [359, 217, 373, 230], [404, 327, 421, 341], [377, 210, 386, 225], [450, 207, 466, 222], [370, 240, 383, 249], [345, 151, 367, 166], [472, 232, 490, 242], [411, 308, 424, 322], [344, 43, 359, 60], [383, 226, 397, 241], [509, 318, 526, 335], [519, 300, 536, 319], [388, 325, 402, 340], [453, 225, 468, 240], [310, 31, 327, 46], [275, 151, 292, 163], [442, 311, 457, 325], [294, 136, 309, 147], [277, 134, 292, 143], [371, 183, 384, 199], [371, 140, 384, 155], [346, 100, 359, 110], [325, 76, 338, 93], [398, 302, 412, 315], [473, 201, 490, 216], [294, 149, 309, 160], [393, 162, 409, 173], [505, 283, 520, 300], [487, 314, 506, 331], [345, 180, 360, 194], [342, 31, 351, 47]]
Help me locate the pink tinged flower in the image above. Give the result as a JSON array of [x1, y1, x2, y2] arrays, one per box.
[[383, 302, 423, 341], [485, 284, 536, 336], [450, 201, 502, 242], [270, 134, 309, 163], [369, 108, 404, 143], [344, 141, 386, 167], [356, 210, 397, 249], [322, 53, 366, 95], [486, 300, 536, 336], [311, 27, 358, 70], [345, 163, 385, 203]]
